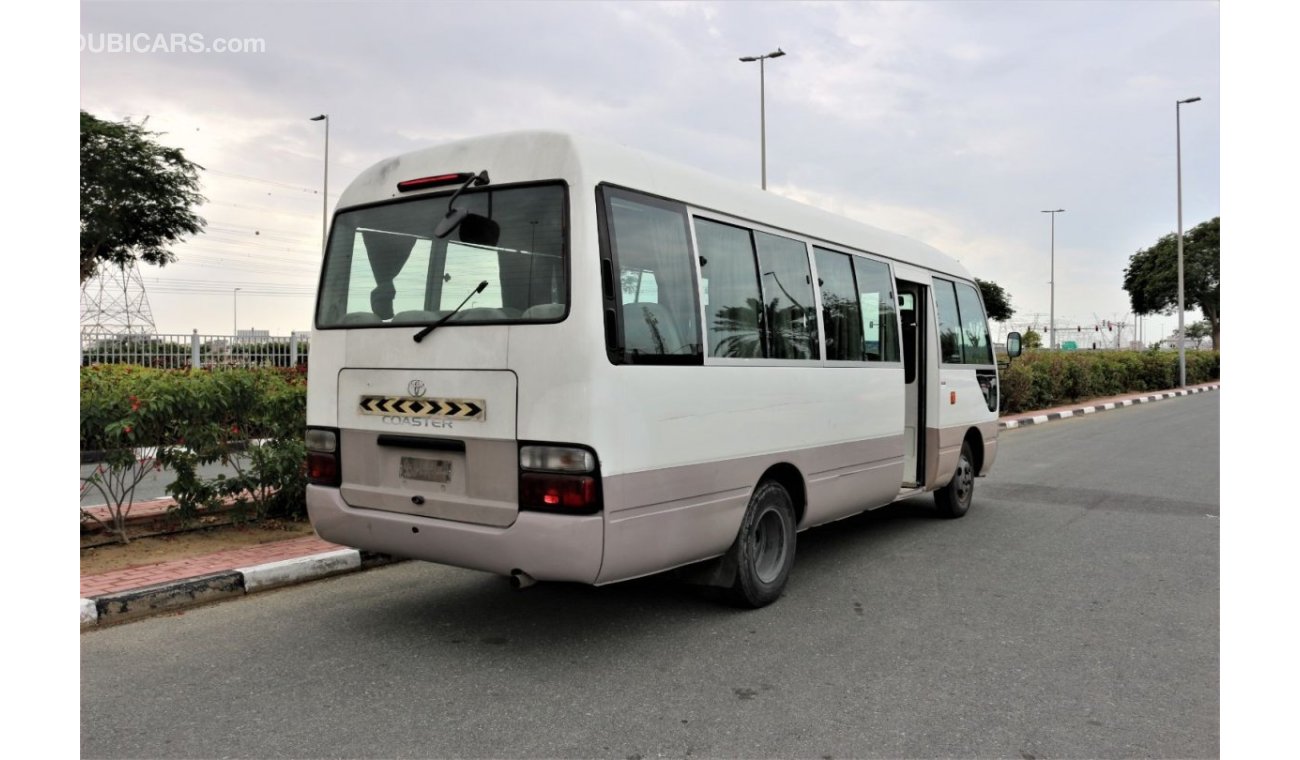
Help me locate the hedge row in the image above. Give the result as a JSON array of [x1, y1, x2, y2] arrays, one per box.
[[81, 365, 308, 536], [999, 349, 1219, 414]]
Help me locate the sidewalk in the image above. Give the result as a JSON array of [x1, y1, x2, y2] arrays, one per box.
[[80, 381, 1220, 628]]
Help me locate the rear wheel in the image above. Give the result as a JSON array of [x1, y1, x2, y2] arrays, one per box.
[[934, 440, 975, 518], [726, 480, 797, 608]]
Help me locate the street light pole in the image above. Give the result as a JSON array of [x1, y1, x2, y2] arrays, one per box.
[[1176, 96, 1200, 388], [1041, 209, 1065, 350], [739, 48, 785, 190], [310, 114, 330, 254], [233, 287, 241, 338]]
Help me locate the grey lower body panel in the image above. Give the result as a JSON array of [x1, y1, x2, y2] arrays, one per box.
[[928, 420, 1001, 486], [307, 485, 604, 583], [310, 428, 988, 588], [979, 427, 999, 476], [598, 436, 905, 584]]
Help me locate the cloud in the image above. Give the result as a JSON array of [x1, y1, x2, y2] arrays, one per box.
[[79, 0, 1218, 337]]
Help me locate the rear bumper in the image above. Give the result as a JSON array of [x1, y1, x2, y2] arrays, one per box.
[[307, 485, 604, 583]]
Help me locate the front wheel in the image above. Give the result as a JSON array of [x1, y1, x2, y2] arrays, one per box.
[[934, 440, 975, 518], [726, 480, 797, 608]]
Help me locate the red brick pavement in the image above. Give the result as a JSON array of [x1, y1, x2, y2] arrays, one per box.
[[81, 535, 345, 598], [81, 497, 177, 526]]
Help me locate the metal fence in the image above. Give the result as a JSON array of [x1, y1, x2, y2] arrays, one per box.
[[80, 330, 310, 370]]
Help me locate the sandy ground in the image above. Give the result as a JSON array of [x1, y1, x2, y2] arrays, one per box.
[[80, 519, 317, 576]]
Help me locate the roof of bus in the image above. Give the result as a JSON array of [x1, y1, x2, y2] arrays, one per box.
[[337, 130, 972, 280]]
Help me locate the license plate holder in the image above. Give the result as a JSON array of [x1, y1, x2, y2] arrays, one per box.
[[400, 456, 452, 484]]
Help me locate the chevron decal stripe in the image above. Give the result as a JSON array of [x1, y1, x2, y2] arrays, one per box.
[[359, 395, 486, 421]]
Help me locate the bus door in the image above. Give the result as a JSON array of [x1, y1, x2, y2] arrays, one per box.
[[896, 280, 927, 487]]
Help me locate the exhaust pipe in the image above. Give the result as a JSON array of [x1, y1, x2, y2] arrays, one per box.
[[509, 569, 537, 590]]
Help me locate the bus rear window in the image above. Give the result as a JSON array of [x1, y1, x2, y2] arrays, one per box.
[[316, 184, 567, 327]]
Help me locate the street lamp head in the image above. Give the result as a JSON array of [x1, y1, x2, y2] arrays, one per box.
[[310, 114, 327, 121], [740, 48, 785, 63], [1041, 208, 1065, 213], [1177, 97, 1201, 105]]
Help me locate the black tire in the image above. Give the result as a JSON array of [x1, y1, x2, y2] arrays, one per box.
[[725, 480, 797, 608], [934, 440, 975, 519]]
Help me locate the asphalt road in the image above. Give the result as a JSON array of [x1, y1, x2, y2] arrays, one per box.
[[81, 393, 1219, 759]]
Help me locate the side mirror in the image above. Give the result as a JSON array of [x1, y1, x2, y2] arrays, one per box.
[[1006, 331, 1023, 359]]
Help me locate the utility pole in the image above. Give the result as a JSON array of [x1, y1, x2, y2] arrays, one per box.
[[739, 48, 786, 190]]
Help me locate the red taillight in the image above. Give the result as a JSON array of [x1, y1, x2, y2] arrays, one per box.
[[396, 173, 473, 192], [307, 451, 339, 487], [520, 473, 598, 513]]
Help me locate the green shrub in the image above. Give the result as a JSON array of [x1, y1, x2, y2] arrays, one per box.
[[156, 367, 307, 522]]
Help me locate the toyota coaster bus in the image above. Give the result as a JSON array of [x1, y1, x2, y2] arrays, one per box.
[[306, 130, 1013, 607]]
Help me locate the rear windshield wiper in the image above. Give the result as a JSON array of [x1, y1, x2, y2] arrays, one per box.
[[413, 281, 489, 343]]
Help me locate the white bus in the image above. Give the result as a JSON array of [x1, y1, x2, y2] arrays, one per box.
[[306, 131, 1017, 607]]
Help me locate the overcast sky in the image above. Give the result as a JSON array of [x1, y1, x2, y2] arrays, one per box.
[[80, 0, 1220, 342]]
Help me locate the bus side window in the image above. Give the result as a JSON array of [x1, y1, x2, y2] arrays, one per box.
[[954, 282, 994, 365], [813, 247, 864, 361], [603, 191, 701, 359], [933, 279, 964, 364], [754, 231, 818, 360], [695, 218, 765, 359], [853, 257, 901, 362]]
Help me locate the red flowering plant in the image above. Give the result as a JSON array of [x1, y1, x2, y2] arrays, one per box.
[[80, 365, 176, 543], [81, 365, 309, 541]]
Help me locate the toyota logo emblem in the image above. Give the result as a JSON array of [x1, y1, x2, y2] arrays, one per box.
[[408, 379, 426, 397]]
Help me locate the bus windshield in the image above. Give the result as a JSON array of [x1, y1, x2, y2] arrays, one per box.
[[315, 183, 567, 328]]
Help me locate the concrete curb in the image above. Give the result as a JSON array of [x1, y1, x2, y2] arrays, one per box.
[[81, 549, 398, 629], [237, 548, 361, 593], [999, 384, 1219, 430]]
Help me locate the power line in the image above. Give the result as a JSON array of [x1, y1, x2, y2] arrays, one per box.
[[160, 259, 320, 279], [171, 245, 321, 266], [206, 168, 341, 198], [194, 235, 321, 256], [206, 224, 313, 240], [203, 200, 322, 220], [148, 283, 317, 296]]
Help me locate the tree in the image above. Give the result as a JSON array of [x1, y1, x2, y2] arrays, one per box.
[[1022, 329, 1042, 350], [975, 278, 1014, 322], [1122, 217, 1219, 350], [1182, 320, 1211, 349], [80, 110, 206, 282]]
